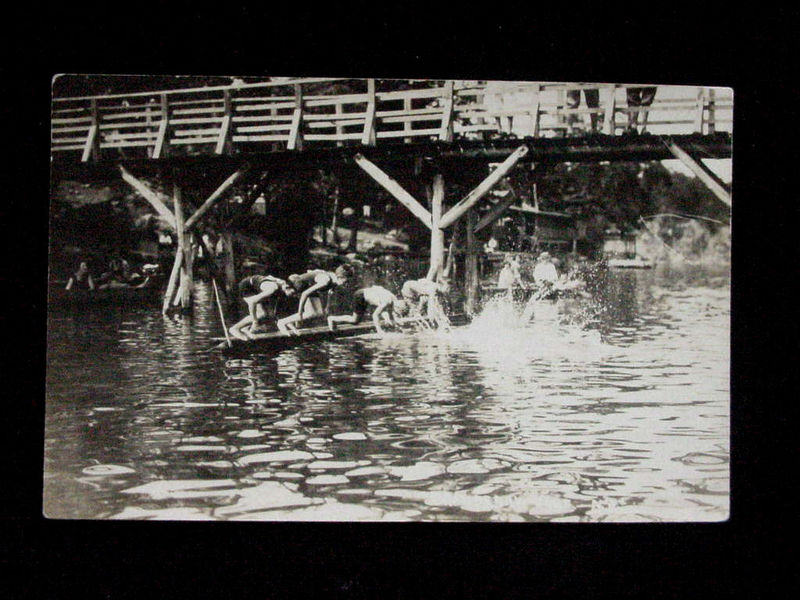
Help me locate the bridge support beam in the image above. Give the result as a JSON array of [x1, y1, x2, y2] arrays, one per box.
[[473, 189, 518, 234], [355, 147, 529, 315], [426, 174, 445, 282], [665, 140, 731, 207], [353, 154, 432, 227], [465, 208, 480, 316], [119, 166, 177, 229], [173, 183, 194, 311], [439, 145, 528, 228], [120, 163, 250, 314]]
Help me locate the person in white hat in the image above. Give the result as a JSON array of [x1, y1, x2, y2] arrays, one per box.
[[532, 251, 559, 294]]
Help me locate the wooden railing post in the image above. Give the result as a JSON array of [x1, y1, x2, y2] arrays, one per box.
[[361, 79, 377, 146], [403, 96, 413, 143], [335, 101, 344, 146], [603, 85, 617, 135], [694, 88, 706, 134], [439, 81, 454, 142], [216, 89, 233, 155], [153, 93, 170, 159], [531, 84, 541, 138], [288, 83, 304, 150], [707, 88, 716, 134], [81, 98, 99, 163]]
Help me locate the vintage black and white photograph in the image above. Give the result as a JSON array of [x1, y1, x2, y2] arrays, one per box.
[[44, 75, 732, 522]]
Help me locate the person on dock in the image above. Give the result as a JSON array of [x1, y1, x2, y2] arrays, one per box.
[[65, 261, 95, 291], [400, 276, 450, 329], [228, 274, 296, 340], [532, 251, 559, 299], [277, 264, 354, 335], [327, 285, 403, 335]]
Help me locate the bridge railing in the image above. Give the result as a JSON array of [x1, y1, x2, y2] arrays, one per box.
[[51, 79, 733, 161]]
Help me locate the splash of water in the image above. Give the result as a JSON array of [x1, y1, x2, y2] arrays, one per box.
[[448, 293, 610, 364]]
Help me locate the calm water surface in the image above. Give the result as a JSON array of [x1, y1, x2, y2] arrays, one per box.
[[44, 264, 730, 522]]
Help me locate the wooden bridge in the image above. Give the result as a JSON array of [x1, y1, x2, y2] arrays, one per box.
[[50, 77, 732, 317], [51, 78, 732, 164]]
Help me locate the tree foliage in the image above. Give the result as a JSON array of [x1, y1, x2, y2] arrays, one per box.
[[535, 161, 729, 232]]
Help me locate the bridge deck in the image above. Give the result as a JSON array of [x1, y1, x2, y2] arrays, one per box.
[[52, 79, 732, 168]]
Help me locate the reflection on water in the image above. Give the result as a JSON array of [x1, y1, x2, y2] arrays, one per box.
[[44, 265, 730, 522]]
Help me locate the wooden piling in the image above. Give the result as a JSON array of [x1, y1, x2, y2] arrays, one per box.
[[173, 182, 192, 310], [427, 174, 445, 281], [162, 247, 183, 315], [220, 231, 236, 296], [465, 208, 479, 316]]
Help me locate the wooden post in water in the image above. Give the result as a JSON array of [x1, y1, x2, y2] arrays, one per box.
[[220, 231, 236, 296], [162, 248, 183, 315], [465, 208, 479, 316], [173, 182, 193, 311], [427, 174, 445, 282]]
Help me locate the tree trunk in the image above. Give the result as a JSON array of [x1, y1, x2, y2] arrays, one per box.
[[331, 187, 340, 246], [348, 209, 359, 252]]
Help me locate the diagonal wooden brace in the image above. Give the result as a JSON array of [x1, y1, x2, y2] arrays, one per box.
[[119, 165, 177, 229], [354, 153, 432, 228], [439, 145, 528, 228], [184, 164, 251, 231], [665, 140, 731, 207], [473, 189, 518, 234]]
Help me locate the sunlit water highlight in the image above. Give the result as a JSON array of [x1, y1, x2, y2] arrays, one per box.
[[44, 264, 730, 522]]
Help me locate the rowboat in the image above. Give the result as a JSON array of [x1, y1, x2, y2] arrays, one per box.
[[48, 276, 164, 309], [213, 314, 469, 354]]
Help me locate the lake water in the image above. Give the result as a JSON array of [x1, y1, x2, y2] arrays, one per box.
[[44, 263, 730, 522]]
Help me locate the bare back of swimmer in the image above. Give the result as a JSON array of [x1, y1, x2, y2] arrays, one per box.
[[277, 264, 353, 335], [327, 285, 401, 335], [229, 275, 295, 340]]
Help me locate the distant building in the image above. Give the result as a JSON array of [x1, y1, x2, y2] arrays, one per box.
[[602, 225, 638, 258], [508, 203, 577, 253]]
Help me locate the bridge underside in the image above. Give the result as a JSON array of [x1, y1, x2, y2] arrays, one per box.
[[50, 133, 732, 181]]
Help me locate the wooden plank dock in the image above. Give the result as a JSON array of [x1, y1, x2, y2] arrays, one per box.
[[213, 314, 469, 354]]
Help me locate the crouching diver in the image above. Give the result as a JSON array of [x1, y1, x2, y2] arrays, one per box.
[[327, 285, 407, 336], [277, 264, 353, 335], [229, 274, 295, 340]]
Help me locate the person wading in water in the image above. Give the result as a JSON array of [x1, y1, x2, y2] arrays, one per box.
[[65, 260, 95, 291], [228, 274, 296, 340], [327, 285, 407, 336], [277, 264, 353, 335]]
